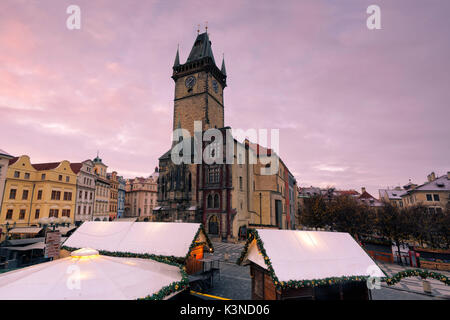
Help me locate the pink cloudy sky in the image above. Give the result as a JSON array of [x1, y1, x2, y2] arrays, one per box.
[[1, 0, 449, 197]]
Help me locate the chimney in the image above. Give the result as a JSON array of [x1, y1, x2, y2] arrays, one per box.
[[361, 187, 366, 194], [428, 172, 436, 182], [155, 166, 159, 173], [447, 172, 450, 180]]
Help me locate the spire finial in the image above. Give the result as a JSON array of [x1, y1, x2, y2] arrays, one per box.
[[205, 21, 208, 33], [97, 150, 99, 157], [197, 24, 200, 34]]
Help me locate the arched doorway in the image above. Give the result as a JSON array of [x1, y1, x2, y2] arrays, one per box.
[[208, 215, 219, 235], [94, 218, 100, 221]]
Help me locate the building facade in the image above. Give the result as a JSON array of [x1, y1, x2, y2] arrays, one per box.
[[93, 156, 110, 221], [379, 187, 406, 208], [401, 172, 450, 213], [71, 160, 96, 224], [125, 170, 158, 221], [0, 156, 77, 228], [107, 171, 119, 221], [0, 149, 14, 214], [117, 176, 125, 219]]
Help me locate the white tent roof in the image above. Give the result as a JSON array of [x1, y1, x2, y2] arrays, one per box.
[[243, 229, 385, 282], [63, 221, 208, 258], [0, 251, 182, 300], [9, 227, 42, 234]]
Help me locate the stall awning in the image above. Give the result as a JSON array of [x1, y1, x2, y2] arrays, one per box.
[[187, 206, 197, 211], [64, 221, 213, 259], [240, 229, 385, 282], [153, 206, 162, 211], [9, 227, 42, 235], [3, 237, 67, 251], [0, 248, 184, 300]]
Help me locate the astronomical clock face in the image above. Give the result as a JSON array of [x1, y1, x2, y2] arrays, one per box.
[[212, 80, 219, 93], [185, 76, 196, 89]]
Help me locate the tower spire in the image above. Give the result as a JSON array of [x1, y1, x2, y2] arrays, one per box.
[[173, 44, 180, 67], [221, 54, 227, 76]]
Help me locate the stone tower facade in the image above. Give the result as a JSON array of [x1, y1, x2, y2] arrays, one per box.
[[172, 32, 227, 136]]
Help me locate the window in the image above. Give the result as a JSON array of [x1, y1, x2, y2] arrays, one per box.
[[207, 194, 213, 208], [22, 190, 29, 200], [239, 176, 243, 190], [37, 190, 43, 200], [19, 209, 25, 220], [207, 167, 220, 183], [436, 207, 443, 214], [51, 190, 61, 200], [428, 207, 436, 214], [14, 171, 20, 178], [58, 175, 62, 181], [433, 194, 440, 201], [41, 174, 46, 180], [35, 209, 40, 219], [66, 176, 70, 182], [426, 194, 432, 201], [90, 192, 93, 200], [85, 191, 88, 199], [24, 173, 30, 179], [6, 209, 13, 220], [49, 209, 59, 217], [214, 194, 220, 209], [9, 189, 16, 200], [83, 206, 86, 214]]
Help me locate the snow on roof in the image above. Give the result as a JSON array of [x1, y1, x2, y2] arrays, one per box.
[[0, 254, 182, 299], [412, 175, 450, 192], [379, 189, 406, 200], [63, 221, 210, 259], [242, 229, 384, 282]]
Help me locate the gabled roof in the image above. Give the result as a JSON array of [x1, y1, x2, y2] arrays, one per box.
[[31, 162, 60, 171], [70, 163, 83, 174], [379, 189, 406, 200], [238, 229, 384, 285], [63, 221, 213, 260], [407, 174, 450, 192], [8, 157, 19, 165]]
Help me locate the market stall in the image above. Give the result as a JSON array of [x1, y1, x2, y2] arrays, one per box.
[[237, 229, 385, 300]]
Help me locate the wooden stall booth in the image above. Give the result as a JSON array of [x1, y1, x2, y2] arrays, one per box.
[[238, 229, 385, 300]]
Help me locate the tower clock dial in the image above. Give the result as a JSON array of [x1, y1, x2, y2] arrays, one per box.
[[212, 80, 219, 93], [185, 76, 196, 89]]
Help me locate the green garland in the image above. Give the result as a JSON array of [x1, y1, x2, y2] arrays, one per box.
[[383, 269, 449, 286], [237, 229, 450, 290]]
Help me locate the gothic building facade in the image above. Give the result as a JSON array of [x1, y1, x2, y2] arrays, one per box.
[[155, 32, 297, 240]]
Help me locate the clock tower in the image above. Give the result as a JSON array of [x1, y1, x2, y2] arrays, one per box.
[[172, 32, 227, 136]]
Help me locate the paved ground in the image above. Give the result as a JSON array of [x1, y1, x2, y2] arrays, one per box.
[[200, 240, 449, 300]]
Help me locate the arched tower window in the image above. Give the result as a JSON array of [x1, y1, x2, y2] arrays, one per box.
[[207, 194, 213, 208], [214, 194, 220, 209]]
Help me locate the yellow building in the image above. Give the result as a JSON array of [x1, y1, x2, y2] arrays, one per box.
[[401, 172, 450, 213], [0, 156, 77, 230]]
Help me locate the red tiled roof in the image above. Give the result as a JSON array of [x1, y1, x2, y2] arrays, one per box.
[[358, 191, 376, 199], [31, 162, 60, 171], [70, 163, 83, 174], [337, 190, 360, 196], [8, 157, 19, 165]]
